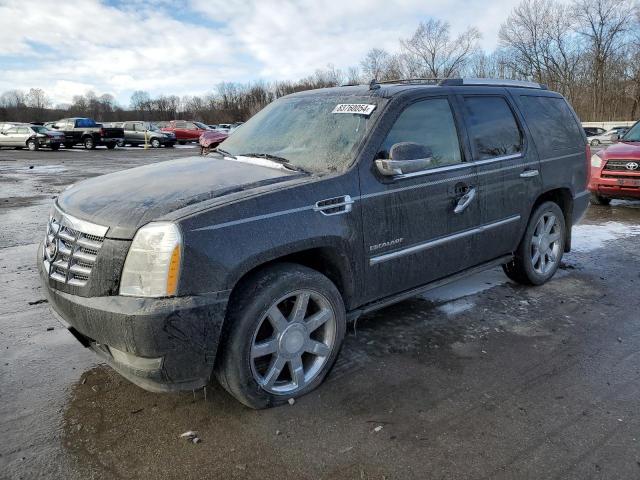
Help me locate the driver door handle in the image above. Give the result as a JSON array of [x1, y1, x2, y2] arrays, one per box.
[[520, 169, 539, 178], [454, 187, 477, 214]]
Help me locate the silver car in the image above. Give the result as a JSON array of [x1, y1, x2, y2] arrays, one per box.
[[0, 124, 65, 150], [116, 121, 176, 148]]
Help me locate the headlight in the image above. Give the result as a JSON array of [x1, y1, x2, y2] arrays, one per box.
[[591, 154, 603, 168], [119, 222, 182, 297]]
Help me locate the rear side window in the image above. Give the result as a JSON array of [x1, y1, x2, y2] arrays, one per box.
[[518, 96, 583, 156], [379, 98, 462, 167], [75, 118, 97, 128], [462, 96, 523, 160]]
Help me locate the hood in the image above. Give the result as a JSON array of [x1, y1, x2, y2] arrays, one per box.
[[57, 155, 297, 239], [601, 141, 640, 159]]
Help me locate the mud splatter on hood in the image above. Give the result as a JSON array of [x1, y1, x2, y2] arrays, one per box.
[[56, 155, 298, 239]]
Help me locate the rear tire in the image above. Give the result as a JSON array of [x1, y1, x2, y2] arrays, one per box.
[[83, 137, 95, 150], [590, 139, 600, 146], [590, 193, 611, 206], [64, 142, 74, 149], [50, 144, 60, 151], [178, 140, 186, 145], [117, 139, 125, 147], [502, 201, 566, 286], [165, 142, 175, 148], [27, 139, 38, 151], [106, 143, 116, 150], [215, 263, 346, 409]]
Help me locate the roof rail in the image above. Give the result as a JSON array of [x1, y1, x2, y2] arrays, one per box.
[[369, 77, 547, 90], [374, 78, 446, 86], [439, 78, 548, 89]]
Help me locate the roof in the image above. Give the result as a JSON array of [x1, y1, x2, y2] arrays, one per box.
[[285, 78, 552, 101]]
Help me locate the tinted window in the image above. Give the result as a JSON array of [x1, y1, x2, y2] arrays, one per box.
[[379, 98, 462, 167], [463, 96, 522, 160], [75, 118, 97, 128], [519, 96, 583, 156]]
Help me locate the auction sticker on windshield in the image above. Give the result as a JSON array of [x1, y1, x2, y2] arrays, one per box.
[[332, 104, 376, 115]]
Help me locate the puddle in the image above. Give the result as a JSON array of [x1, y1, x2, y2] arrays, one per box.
[[572, 221, 640, 252]]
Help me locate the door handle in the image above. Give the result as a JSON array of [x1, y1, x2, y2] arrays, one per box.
[[520, 169, 539, 178], [454, 187, 476, 214]]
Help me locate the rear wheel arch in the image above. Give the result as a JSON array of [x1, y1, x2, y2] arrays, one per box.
[[529, 188, 573, 252]]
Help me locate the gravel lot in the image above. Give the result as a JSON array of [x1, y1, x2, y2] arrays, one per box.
[[1, 146, 639, 480]]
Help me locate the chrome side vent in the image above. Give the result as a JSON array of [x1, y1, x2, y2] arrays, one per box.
[[313, 195, 354, 216]]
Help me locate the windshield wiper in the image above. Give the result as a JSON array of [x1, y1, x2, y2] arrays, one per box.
[[213, 147, 236, 158], [238, 152, 310, 173]]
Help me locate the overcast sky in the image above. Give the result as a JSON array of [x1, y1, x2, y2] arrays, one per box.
[[0, 0, 521, 106]]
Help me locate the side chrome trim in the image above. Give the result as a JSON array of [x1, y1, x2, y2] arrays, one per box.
[[192, 204, 314, 232], [369, 215, 521, 266], [574, 190, 590, 199], [190, 151, 583, 233]]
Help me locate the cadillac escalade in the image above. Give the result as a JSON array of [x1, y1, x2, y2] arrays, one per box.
[[39, 78, 590, 409]]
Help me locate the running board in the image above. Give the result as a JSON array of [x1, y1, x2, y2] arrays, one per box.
[[347, 254, 513, 321]]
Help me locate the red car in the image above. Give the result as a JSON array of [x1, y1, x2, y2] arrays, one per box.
[[161, 120, 209, 144], [198, 129, 229, 155], [589, 121, 640, 205]]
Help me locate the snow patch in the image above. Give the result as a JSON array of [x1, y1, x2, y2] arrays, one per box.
[[572, 222, 640, 252]]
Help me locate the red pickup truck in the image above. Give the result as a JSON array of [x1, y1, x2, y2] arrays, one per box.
[[589, 121, 640, 205], [161, 120, 209, 144]]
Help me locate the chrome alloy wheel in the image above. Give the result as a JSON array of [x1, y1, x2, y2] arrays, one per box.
[[531, 212, 562, 275], [250, 290, 337, 395]]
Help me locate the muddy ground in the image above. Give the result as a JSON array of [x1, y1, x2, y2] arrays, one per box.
[[1, 146, 639, 480]]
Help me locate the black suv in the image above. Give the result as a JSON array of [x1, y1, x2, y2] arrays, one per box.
[[39, 79, 589, 408]]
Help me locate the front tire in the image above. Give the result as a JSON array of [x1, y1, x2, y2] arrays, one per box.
[[27, 139, 38, 151], [215, 263, 346, 409], [150, 138, 161, 148], [503, 201, 566, 286], [590, 193, 611, 205]]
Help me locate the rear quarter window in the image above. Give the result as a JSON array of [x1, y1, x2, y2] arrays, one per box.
[[518, 96, 583, 157]]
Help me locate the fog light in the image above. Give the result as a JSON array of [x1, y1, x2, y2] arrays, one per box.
[[109, 346, 163, 371]]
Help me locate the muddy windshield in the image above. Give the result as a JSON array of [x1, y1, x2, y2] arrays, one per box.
[[219, 95, 385, 173]]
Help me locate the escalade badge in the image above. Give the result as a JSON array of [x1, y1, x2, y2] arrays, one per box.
[[369, 238, 404, 252], [626, 161, 639, 171]]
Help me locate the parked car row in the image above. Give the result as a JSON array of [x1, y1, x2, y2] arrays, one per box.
[[584, 126, 630, 146], [0, 122, 65, 150], [0, 117, 240, 151]]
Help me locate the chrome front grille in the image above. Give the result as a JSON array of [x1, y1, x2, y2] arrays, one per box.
[[43, 206, 109, 287]]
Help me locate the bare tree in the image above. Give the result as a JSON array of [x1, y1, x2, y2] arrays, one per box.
[[573, 0, 631, 118], [401, 19, 481, 78]]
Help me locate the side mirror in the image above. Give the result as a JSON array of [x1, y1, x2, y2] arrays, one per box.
[[375, 142, 434, 176]]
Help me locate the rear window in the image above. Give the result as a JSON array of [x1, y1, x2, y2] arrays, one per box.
[[518, 96, 584, 156], [75, 118, 97, 128], [462, 96, 523, 160]]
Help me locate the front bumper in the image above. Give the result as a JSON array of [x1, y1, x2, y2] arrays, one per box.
[[38, 253, 229, 392], [589, 175, 640, 199]]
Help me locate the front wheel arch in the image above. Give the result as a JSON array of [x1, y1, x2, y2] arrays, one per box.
[[226, 244, 356, 311]]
